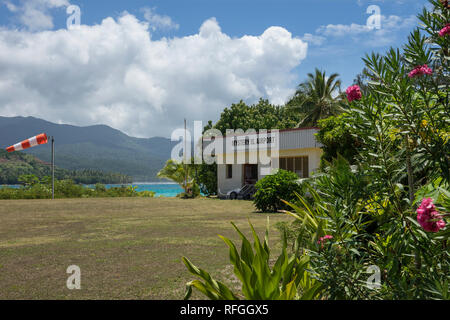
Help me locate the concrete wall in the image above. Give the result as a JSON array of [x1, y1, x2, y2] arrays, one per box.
[[217, 147, 323, 197], [217, 163, 243, 197]]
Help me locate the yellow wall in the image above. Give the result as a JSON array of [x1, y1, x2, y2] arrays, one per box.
[[277, 148, 323, 177]]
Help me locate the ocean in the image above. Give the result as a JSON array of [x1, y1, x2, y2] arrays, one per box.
[[1, 183, 184, 198], [88, 182, 184, 197]]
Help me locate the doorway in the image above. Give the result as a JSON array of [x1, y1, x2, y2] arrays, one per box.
[[243, 164, 258, 185]]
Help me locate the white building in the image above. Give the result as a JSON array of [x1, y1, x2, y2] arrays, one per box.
[[203, 127, 323, 198]]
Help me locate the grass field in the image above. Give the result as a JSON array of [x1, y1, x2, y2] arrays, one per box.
[[0, 197, 290, 299]]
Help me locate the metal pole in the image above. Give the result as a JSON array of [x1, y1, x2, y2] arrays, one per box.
[[184, 119, 187, 192], [51, 136, 54, 200]]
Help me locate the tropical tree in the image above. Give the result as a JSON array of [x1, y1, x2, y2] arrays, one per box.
[[288, 69, 343, 127], [157, 159, 199, 198], [204, 99, 303, 135]]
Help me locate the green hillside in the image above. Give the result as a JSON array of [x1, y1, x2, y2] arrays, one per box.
[[0, 149, 131, 185]]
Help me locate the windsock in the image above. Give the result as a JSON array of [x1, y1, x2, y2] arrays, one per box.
[[6, 133, 48, 152]]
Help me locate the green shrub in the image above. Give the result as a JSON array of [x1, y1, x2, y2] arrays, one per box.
[[253, 169, 303, 212], [55, 179, 85, 198], [196, 163, 217, 196], [105, 185, 138, 197], [0, 187, 20, 200], [0, 175, 154, 199], [137, 190, 156, 198], [94, 183, 107, 193]]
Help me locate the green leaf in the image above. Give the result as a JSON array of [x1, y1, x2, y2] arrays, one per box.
[[231, 222, 254, 265], [279, 278, 297, 300]]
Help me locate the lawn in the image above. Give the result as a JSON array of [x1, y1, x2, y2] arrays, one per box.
[[0, 197, 290, 299]]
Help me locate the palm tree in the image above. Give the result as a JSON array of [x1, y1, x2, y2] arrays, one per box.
[[157, 159, 199, 198], [288, 69, 343, 127]]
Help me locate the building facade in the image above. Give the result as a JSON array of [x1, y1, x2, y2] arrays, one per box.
[[204, 128, 323, 197]]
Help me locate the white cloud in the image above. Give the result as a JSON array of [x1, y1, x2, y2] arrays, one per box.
[[316, 15, 415, 36], [317, 23, 372, 37], [4, 1, 18, 12], [141, 7, 179, 31], [4, 0, 70, 31], [315, 14, 417, 47], [0, 14, 308, 138], [357, 0, 407, 6], [301, 33, 326, 46]]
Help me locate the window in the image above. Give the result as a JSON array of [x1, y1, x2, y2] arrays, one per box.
[[279, 156, 309, 178], [226, 164, 233, 179]]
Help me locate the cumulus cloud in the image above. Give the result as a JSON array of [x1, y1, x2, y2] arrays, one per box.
[[4, 0, 70, 31], [0, 14, 308, 137]]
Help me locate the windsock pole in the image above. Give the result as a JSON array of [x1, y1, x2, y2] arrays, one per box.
[[51, 136, 55, 200], [184, 119, 187, 192]]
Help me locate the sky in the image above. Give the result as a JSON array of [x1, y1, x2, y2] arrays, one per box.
[[0, 0, 430, 138]]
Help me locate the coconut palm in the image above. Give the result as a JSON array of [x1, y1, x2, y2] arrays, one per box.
[[157, 159, 199, 198], [288, 69, 343, 127]]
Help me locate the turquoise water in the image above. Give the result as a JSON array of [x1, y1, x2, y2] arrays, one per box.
[[88, 183, 184, 197], [1, 183, 184, 197]]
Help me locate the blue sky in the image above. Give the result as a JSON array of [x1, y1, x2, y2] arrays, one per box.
[[0, 0, 430, 137]]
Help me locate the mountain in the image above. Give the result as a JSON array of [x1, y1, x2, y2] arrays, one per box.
[[0, 116, 177, 181]]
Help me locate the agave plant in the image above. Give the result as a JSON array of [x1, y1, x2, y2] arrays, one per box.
[[182, 218, 322, 300]]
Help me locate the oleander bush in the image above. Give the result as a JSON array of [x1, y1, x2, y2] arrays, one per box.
[[183, 0, 449, 300], [280, 0, 450, 299]]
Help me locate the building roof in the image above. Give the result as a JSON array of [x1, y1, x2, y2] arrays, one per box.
[[202, 127, 320, 141], [202, 127, 322, 152]]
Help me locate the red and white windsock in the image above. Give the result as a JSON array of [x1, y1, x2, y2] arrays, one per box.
[[6, 133, 48, 152]]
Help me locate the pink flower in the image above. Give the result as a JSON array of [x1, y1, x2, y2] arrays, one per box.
[[416, 198, 446, 232], [318, 235, 333, 248], [439, 24, 450, 37], [408, 64, 433, 78], [346, 85, 362, 102]]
